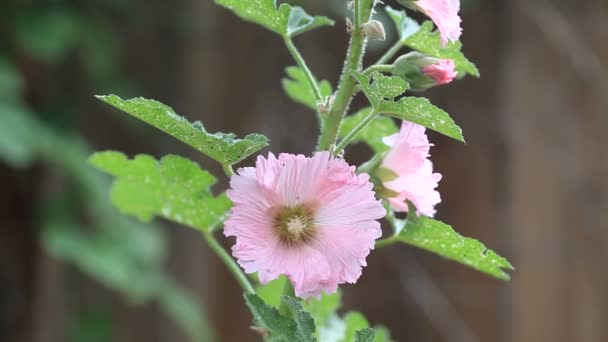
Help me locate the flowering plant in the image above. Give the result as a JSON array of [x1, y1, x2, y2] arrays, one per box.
[[90, 0, 512, 340]]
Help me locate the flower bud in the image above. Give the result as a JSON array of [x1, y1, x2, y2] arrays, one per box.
[[362, 20, 386, 41], [391, 52, 456, 91]]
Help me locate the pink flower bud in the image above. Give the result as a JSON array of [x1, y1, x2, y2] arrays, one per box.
[[421, 59, 457, 85]]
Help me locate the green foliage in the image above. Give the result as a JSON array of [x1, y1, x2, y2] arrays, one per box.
[[89, 151, 232, 232], [282, 66, 333, 110], [339, 107, 398, 153], [0, 104, 45, 167], [384, 7, 478, 77], [245, 293, 317, 342], [352, 71, 464, 142], [0, 57, 24, 103], [214, 0, 334, 37], [96, 95, 269, 166], [13, 7, 83, 62], [385, 6, 420, 41], [354, 328, 376, 342], [395, 204, 514, 280]]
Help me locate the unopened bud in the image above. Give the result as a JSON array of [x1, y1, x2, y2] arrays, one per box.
[[362, 20, 386, 41], [391, 52, 456, 91]]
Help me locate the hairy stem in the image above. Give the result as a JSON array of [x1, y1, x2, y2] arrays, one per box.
[[317, 0, 375, 151], [222, 163, 234, 177], [204, 231, 255, 294], [334, 108, 377, 155], [375, 40, 403, 65]]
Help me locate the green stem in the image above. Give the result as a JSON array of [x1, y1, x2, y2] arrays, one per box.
[[333, 108, 377, 155], [204, 231, 255, 294], [363, 64, 393, 75], [284, 37, 322, 103], [222, 163, 234, 177], [317, 0, 375, 151], [375, 40, 403, 65]]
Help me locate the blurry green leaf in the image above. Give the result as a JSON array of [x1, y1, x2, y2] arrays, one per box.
[[214, 0, 334, 37], [89, 151, 231, 232], [282, 66, 333, 110], [304, 291, 342, 330], [339, 107, 398, 153], [14, 8, 83, 62], [397, 204, 514, 280], [257, 275, 289, 309], [244, 293, 317, 342], [351, 71, 464, 142], [340, 312, 369, 342], [385, 6, 420, 41], [96, 95, 268, 165], [354, 328, 375, 342], [68, 308, 115, 342], [372, 326, 392, 342], [0, 57, 24, 103], [158, 279, 216, 342], [404, 21, 479, 77], [0, 103, 46, 167]]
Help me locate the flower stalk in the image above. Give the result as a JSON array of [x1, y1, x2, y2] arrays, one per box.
[[317, 0, 376, 151], [204, 231, 255, 294]]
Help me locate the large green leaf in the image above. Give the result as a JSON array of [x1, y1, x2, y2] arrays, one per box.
[[396, 205, 514, 280], [244, 293, 317, 342], [339, 107, 398, 153], [214, 0, 333, 37], [282, 66, 333, 110], [384, 7, 478, 77], [96, 95, 268, 165], [351, 71, 464, 142], [89, 151, 232, 233]]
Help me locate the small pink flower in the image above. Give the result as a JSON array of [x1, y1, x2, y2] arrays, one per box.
[[381, 121, 442, 217], [421, 59, 457, 85], [225, 152, 385, 298], [414, 0, 462, 45]]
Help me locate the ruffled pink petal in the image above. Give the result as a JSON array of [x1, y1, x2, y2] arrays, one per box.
[[385, 159, 442, 217], [381, 121, 432, 175], [415, 0, 462, 45]]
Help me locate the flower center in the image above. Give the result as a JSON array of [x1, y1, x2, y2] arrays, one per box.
[[272, 205, 316, 246]]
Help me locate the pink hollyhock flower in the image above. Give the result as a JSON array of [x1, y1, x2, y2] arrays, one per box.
[[225, 152, 385, 298], [414, 0, 462, 45], [380, 121, 442, 217], [421, 59, 457, 85]]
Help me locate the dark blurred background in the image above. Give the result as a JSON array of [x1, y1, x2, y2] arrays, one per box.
[[1, 0, 607, 341]]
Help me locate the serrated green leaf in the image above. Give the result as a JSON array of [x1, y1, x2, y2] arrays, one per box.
[[214, 0, 334, 37], [339, 107, 398, 153], [354, 328, 375, 342], [404, 21, 479, 77], [89, 151, 231, 232], [282, 66, 333, 110], [385, 6, 420, 42], [398, 207, 514, 280], [96, 94, 268, 165], [244, 293, 317, 342], [351, 71, 464, 142], [282, 296, 317, 342]]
